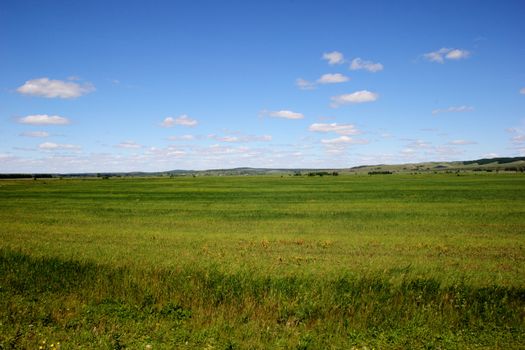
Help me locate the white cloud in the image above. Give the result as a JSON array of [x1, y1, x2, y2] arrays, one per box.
[[161, 114, 198, 127], [146, 146, 186, 158], [0, 153, 14, 160], [423, 48, 470, 63], [432, 106, 474, 115], [39, 142, 80, 150], [116, 141, 142, 149], [321, 136, 366, 144], [296, 78, 316, 90], [161, 117, 176, 127], [398, 139, 468, 160], [17, 78, 95, 98], [211, 134, 272, 143], [424, 48, 449, 63], [322, 51, 344, 65], [520, 88, 525, 95], [309, 123, 359, 135], [168, 135, 195, 141], [268, 110, 304, 119], [317, 73, 350, 84], [18, 114, 70, 125], [215, 136, 239, 142], [20, 131, 50, 138], [330, 90, 378, 107], [448, 140, 476, 145], [296, 74, 349, 90], [445, 49, 470, 60], [350, 58, 383, 72]]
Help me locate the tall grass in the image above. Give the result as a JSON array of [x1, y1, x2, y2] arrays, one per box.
[[1, 249, 523, 349]]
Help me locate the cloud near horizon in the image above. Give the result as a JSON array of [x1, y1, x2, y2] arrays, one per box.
[[210, 134, 272, 143], [168, 135, 195, 141], [17, 78, 95, 98], [309, 123, 359, 135], [448, 139, 477, 145], [321, 135, 367, 144], [39, 142, 80, 150], [116, 141, 142, 149]]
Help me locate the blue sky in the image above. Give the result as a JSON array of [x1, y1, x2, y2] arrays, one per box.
[[1, 0, 524, 172]]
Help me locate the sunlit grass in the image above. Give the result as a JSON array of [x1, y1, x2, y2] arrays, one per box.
[[1, 174, 524, 348]]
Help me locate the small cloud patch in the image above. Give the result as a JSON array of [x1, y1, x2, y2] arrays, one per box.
[[18, 114, 70, 125]]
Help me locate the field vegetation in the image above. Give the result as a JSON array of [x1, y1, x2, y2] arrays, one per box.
[[0, 174, 524, 349]]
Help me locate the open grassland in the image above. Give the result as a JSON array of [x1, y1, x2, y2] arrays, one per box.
[[0, 174, 524, 349]]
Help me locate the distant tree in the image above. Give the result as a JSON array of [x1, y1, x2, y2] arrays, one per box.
[[368, 171, 392, 175]]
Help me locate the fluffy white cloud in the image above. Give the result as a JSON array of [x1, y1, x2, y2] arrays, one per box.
[[296, 78, 316, 90], [322, 51, 344, 65], [17, 78, 95, 98], [423, 48, 470, 63], [161, 114, 198, 127], [116, 141, 142, 149], [349, 58, 383, 72], [309, 123, 359, 135], [39, 142, 80, 150], [18, 114, 70, 125], [20, 131, 50, 138], [268, 110, 304, 119], [330, 90, 378, 107], [432, 106, 474, 115], [317, 73, 349, 84], [321, 136, 366, 144]]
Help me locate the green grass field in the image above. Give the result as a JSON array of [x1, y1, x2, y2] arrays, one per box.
[[1, 174, 524, 349]]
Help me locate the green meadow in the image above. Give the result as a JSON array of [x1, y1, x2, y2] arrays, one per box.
[[0, 174, 524, 349]]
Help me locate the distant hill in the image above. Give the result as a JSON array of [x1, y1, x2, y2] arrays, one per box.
[[348, 156, 525, 173], [1, 156, 524, 179]]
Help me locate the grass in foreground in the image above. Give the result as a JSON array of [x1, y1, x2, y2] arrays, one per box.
[[0, 174, 524, 348]]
